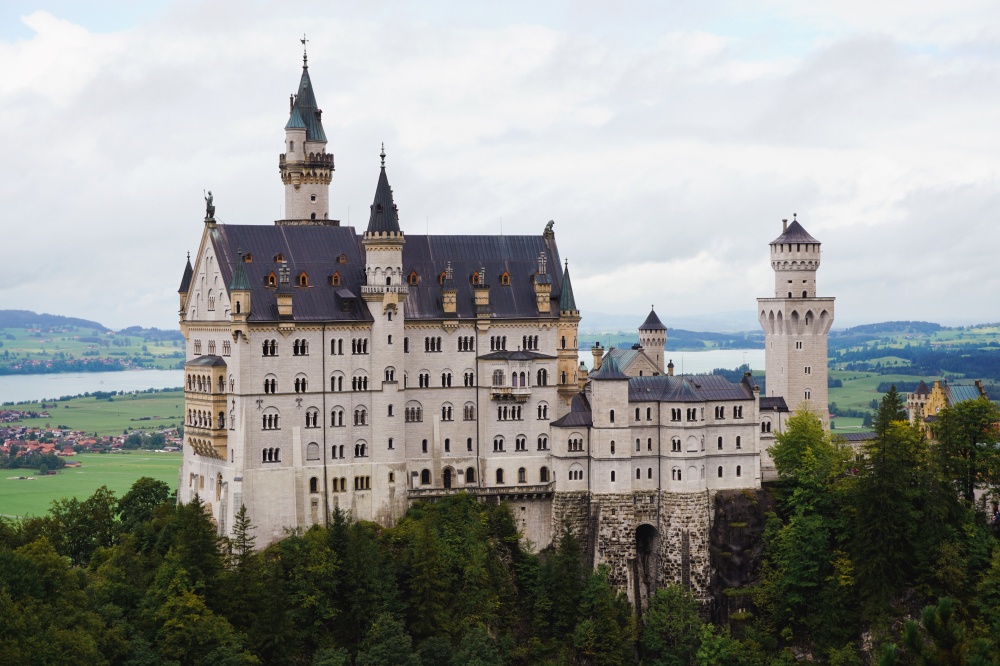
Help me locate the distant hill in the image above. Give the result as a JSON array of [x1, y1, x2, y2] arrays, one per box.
[[117, 326, 184, 342], [0, 310, 109, 331], [835, 321, 943, 336]]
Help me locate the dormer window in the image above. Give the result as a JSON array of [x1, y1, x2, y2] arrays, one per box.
[[439, 271, 447, 285], [500, 271, 510, 286], [408, 271, 419, 286], [298, 272, 309, 287], [330, 272, 341, 286], [243, 253, 253, 263], [266, 272, 277, 287], [471, 273, 481, 285], [274, 253, 284, 263], [376, 204, 384, 213], [337, 253, 347, 264]]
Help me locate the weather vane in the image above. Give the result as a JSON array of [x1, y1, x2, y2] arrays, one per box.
[[301, 33, 309, 65]]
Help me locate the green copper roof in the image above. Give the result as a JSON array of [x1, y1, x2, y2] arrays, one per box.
[[592, 351, 629, 380], [285, 65, 326, 142], [559, 262, 577, 312], [229, 256, 251, 291]]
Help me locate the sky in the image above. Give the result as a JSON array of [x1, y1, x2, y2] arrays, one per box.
[[2, 1, 999, 331]]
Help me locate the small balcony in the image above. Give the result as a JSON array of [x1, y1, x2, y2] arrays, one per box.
[[407, 483, 554, 500], [490, 386, 531, 402]]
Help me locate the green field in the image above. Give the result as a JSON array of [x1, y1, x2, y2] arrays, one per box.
[[0, 452, 181, 518], [8, 390, 184, 436]]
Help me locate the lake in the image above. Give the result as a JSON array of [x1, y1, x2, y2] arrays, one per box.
[[0, 369, 185, 404], [0, 349, 766, 404]]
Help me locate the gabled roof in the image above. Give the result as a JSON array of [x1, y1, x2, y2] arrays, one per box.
[[178, 256, 193, 293], [592, 352, 629, 380], [759, 396, 789, 411], [559, 261, 577, 312], [627, 374, 756, 403], [210, 224, 565, 322], [639, 307, 666, 331], [771, 220, 819, 245], [366, 165, 401, 234], [285, 64, 326, 142]]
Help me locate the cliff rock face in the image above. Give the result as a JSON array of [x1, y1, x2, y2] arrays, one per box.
[[709, 488, 775, 624]]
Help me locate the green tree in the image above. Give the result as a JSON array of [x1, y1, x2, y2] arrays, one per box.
[[641, 585, 702, 666], [694, 624, 741, 666], [48, 485, 118, 565], [355, 613, 421, 666], [118, 476, 170, 535], [451, 626, 504, 666], [572, 565, 633, 666], [932, 397, 1000, 504]]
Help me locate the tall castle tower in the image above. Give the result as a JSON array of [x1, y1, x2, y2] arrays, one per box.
[[279, 48, 335, 222], [557, 260, 581, 406], [758, 216, 835, 419]]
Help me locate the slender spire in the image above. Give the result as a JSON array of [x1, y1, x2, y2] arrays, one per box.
[[229, 252, 251, 291], [285, 42, 326, 142], [559, 259, 578, 312], [178, 253, 194, 293], [301, 33, 309, 66], [366, 148, 401, 234]]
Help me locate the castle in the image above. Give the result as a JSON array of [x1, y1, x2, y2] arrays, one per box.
[[177, 54, 834, 605]]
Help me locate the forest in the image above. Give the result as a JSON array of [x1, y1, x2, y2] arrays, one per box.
[[2, 389, 1000, 665]]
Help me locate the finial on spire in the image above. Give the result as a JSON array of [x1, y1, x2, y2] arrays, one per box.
[[187, 251, 190, 261], [380, 142, 386, 167], [301, 34, 309, 66], [793, 212, 797, 219]]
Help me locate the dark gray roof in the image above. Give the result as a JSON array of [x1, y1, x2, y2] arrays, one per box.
[[551, 393, 593, 428], [185, 354, 227, 368], [627, 374, 755, 403], [592, 352, 629, 380], [771, 220, 819, 245], [366, 166, 401, 234], [478, 350, 556, 361], [178, 257, 193, 293], [212, 224, 372, 323], [914, 381, 930, 396], [285, 65, 326, 142], [639, 308, 666, 331], [401, 234, 564, 320], [211, 224, 564, 323], [559, 261, 577, 312], [759, 396, 789, 411], [840, 432, 875, 442]]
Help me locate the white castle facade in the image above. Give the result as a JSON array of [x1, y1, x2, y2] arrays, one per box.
[[177, 57, 834, 603]]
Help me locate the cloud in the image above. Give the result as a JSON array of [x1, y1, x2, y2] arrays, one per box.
[[0, 2, 998, 330]]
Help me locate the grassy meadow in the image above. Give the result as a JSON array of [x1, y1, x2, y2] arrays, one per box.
[[0, 326, 183, 370], [9, 390, 184, 437], [0, 452, 181, 518]]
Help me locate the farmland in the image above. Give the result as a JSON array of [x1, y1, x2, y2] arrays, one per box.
[[6, 389, 185, 437], [0, 452, 181, 518]]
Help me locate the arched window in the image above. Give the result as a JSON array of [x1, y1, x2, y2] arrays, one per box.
[[736, 436, 741, 449], [466, 467, 476, 483], [517, 467, 526, 483], [540, 466, 549, 482], [309, 477, 318, 493], [718, 466, 723, 478], [331, 272, 341, 286], [736, 465, 742, 477], [496, 468, 505, 484], [298, 273, 309, 287], [409, 271, 419, 286], [610, 409, 615, 423], [500, 271, 510, 286], [421, 469, 431, 485], [610, 471, 616, 482], [635, 408, 640, 420], [718, 436, 723, 450], [306, 442, 319, 460]]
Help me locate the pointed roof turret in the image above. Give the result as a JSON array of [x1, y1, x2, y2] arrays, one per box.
[[640, 306, 666, 331], [366, 147, 401, 234], [285, 58, 326, 142], [771, 214, 819, 245], [559, 259, 578, 312], [229, 253, 251, 291], [178, 253, 193, 293]]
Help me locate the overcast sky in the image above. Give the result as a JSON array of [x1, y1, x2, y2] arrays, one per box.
[[2, 1, 999, 331]]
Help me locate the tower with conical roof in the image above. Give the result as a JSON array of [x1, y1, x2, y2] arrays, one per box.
[[757, 216, 835, 420], [639, 307, 667, 374], [279, 45, 335, 223], [557, 259, 582, 406]]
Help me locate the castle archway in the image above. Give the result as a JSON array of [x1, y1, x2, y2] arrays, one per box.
[[634, 523, 659, 612]]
